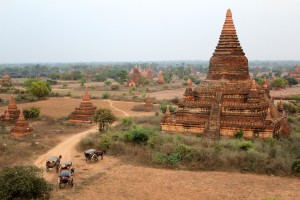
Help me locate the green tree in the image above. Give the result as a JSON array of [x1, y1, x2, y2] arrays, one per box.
[[0, 165, 52, 200], [162, 71, 173, 83], [93, 108, 117, 131], [80, 77, 86, 87], [23, 78, 39, 88], [29, 81, 51, 97], [271, 78, 286, 89], [116, 70, 128, 84], [283, 76, 298, 87]]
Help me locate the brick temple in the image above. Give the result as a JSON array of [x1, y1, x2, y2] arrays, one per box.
[[161, 9, 292, 139], [0, 71, 12, 87], [11, 109, 33, 137], [289, 65, 300, 82], [68, 88, 97, 123]]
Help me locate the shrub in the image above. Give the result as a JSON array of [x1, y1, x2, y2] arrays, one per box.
[[292, 160, 300, 172], [234, 130, 244, 139], [97, 134, 111, 150], [0, 165, 52, 200], [152, 152, 168, 164], [238, 141, 253, 151], [159, 101, 177, 114], [125, 127, 156, 144], [15, 94, 38, 103], [66, 92, 72, 97], [121, 117, 133, 126], [104, 80, 112, 86], [111, 85, 119, 90], [102, 92, 111, 99], [80, 136, 95, 150], [287, 117, 294, 123], [23, 107, 40, 119]]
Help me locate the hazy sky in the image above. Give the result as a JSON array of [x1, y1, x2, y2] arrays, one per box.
[[0, 0, 299, 63]]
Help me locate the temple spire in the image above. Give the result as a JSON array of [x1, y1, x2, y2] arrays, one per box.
[[206, 8, 250, 81], [82, 88, 90, 101], [165, 105, 171, 116], [213, 8, 244, 56], [187, 79, 191, 89]]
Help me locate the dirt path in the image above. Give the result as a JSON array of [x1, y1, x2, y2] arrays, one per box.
[[105, 99, 129, 117]]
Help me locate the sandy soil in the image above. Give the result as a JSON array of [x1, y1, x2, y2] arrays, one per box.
[[32, 100, 300, 200], [0, 97, 154, 118]]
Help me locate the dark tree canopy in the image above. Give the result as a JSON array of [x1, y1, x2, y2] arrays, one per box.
[[93, 108, 117, 131], [0, 165, 52, 200]]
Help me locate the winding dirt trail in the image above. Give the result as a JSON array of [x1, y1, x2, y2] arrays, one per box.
[[105, 99, 129, 117]]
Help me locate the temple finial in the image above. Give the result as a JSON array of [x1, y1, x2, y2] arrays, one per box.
[[226, 9, 232, 19], [187, 79, 191, 88]]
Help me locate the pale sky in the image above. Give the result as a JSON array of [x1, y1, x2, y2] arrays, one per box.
[[0, 0, 299, 63]]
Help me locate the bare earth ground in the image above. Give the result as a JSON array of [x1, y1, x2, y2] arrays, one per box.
[[0, 97, 154, 118], [30, 100, 300, 200]]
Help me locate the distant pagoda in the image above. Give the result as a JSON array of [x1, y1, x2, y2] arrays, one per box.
[[0, 71, 12, 87], [7, 96, 20, 120], [157, 71, 165, 85], [127, 66, 142, 87], [68, 88, 97, 123], [161, 9, 292, 139], [11, 109, 33, 137], [144, 95, 154, 110]]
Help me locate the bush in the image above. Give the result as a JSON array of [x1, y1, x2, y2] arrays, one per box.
[[292, 160, 300, 172], [121, 117, 133, 126], [234, 130, 243, 139], [238, 141, 253, 151], [125, 127, 156, 144], [102, 92, 111, 99], [159, 101, 177, 114], [111, 85, 119, 90], [0, 165, 52, 200], [15, 94, 38, 103], [80, 136, 95, 150], [23, 107, 40, 119], [97, 134, 111, 150]]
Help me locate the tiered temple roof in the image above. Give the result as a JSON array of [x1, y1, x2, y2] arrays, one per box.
[[68, 88, 97, 123], [7, 96, 20, 120], [11, 109, 33, 137], [161, 9, 292, 139]]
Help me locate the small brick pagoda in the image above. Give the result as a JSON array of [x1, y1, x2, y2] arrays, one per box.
[[157, 71, 165, 85], [68, 88, 97, 123], [161, 9, 292, 139], [0, 71, 12, 87], [289, 65, 300, 82], [127, 66, 142, 87], [11, 109, 33, 137], [144, 95, 154, 110], [7, 96, 20, 120]]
